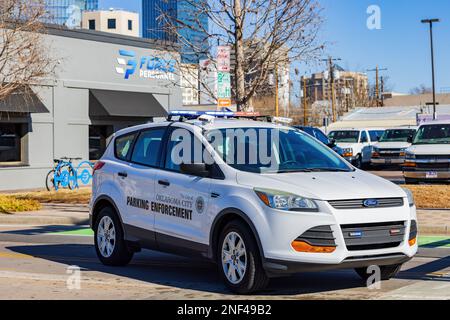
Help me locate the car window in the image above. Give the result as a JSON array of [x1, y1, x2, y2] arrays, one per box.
[[413, 124, 450, 145], [312, 128, 330, 144], [130, 128, 166, 167], [165, 128, 204, 172], [379, 129, 416, 142], [115, 132, 137, 161], [369, 130, 385, 142], [328, 130, 359, 143], [360, 131, 368, 143]]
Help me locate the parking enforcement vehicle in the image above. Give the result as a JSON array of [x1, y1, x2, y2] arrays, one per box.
[[90, 113, 418, 293], [403, 120, 450, 184], [371, 127, 417, 166], [328, 128, 381, 168]]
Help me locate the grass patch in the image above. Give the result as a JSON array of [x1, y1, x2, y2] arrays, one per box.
[[11, 188, 91, 205], [0, 195, 41, 214], [403, 185, 450, 209]]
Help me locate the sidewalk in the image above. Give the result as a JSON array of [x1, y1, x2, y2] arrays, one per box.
[[0, 205, 448, 235], [0, 204, 89, 226]]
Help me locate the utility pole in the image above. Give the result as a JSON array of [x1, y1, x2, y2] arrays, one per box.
[[380, 76, 385, 106], [421, 18, 440, 120], [303, 76, 308, 125], [322, 56, 341, 123], [367, 66, 388, 106]]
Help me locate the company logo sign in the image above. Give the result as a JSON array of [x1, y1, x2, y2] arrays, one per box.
[[363, 199, 379, 208], [115, 49, 176, 80]]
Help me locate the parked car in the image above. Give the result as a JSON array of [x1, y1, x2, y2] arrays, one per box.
[[403, 121, 450, 184], [328, 128, 379, 168], [294, 126, 344, 156], [372, 127, 417, 166], [90, 114, 417, 294]]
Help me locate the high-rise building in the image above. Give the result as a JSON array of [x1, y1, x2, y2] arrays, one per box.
[[82, 9, 140, 37], [142, 0, 208, 63], [43, 0, 99, 27]]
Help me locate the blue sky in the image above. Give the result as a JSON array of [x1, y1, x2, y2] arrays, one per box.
[[100, 0, 450, 93]]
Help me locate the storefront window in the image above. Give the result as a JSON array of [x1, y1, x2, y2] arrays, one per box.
[[89, 125, 112, 160], [0, 124, 23, 163]]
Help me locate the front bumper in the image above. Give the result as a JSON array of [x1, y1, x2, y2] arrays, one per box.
[[259, 201, 418, 276], [371, 158, 405, 165], [403, 170, 450, 181], [264, 253, 412, 276]]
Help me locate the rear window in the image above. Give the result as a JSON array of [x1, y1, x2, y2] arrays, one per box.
[[114, 132, 136, 161]]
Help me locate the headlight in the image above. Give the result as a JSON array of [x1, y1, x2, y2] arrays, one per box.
[[254, 188, 319, 212], [405, 152, 415, 160], [342, 148, 353, 157], [402, 188, 415, 207]]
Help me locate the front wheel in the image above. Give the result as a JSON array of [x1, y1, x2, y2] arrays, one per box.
[[355, 264, 402, 282], [94, 207, 133, 266], [45, 169, 57, 191], [218, 220, 269, 294]]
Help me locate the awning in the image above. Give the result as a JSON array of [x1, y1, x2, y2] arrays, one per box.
[[89, 89, 168, 118], [0, 87, 49, 113]]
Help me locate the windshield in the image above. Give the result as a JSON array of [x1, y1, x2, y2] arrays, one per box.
[[379, 129, 416, 142], [413, 124, 450, 145], [205, 127, 353, 174], [369, 130, 385, 142], [328, 131, 359, 143]]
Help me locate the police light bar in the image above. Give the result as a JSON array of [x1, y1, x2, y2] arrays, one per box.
[[272, 116, 293, 124]]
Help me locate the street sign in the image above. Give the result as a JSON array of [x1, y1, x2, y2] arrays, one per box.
[[217, 46, 231, 72], [217, 72, 231, 99], [218, 99, 232, 107]]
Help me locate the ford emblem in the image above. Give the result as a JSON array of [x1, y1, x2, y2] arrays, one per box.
[[363, 199, 379, 207]]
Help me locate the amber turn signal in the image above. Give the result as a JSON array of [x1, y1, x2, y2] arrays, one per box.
[[291, 240, 336, 253], [403, 161, 416, 167], [408, 237, 417, 246]]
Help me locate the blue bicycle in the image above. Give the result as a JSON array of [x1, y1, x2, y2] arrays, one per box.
[[45, 158, 94, 191]]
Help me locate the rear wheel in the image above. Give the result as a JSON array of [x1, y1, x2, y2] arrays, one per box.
[[217, 220, 269, 294], [355, 263, 402, 282], [94, 206, 133, 266]]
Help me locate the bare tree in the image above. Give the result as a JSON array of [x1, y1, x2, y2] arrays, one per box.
[[409, 84, 432, 95], [158, 0, 324, 111], [0, 0, 55, 102]]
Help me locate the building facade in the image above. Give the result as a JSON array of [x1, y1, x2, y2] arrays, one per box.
[[142, 0, 208, 63], [43, 0, 99, 27], [0, 26, 182, 191], [82, 9, 139, 37]]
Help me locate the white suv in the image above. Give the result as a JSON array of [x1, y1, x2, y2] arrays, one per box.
[[90, 116, 417, 293], [328, 129, 384, 168]]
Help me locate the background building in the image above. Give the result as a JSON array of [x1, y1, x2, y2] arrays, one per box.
[[0, 25, 182, 191], [142, 0, 208, 63], [82, 9, 139, 37], [43, 0, 98, 27]]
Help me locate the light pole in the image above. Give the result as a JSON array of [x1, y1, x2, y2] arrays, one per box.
[[421, 18, 440, 120]]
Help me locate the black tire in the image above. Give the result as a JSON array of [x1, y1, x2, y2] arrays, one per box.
[[94, 206, 133, 266], [404, 178, 419, 185], [354, 155, 363, 169], [217, 219, 269, 294], [355, 263, 402, 282], [45, 169, 57, 191]]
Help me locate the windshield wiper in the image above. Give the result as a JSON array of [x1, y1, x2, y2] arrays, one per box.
[[304, 167, 353, 172], [275, 169, 313, 173]]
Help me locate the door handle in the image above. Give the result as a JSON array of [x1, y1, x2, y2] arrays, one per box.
[[118, 171, 128, 178], [158, 180, 170, 186]]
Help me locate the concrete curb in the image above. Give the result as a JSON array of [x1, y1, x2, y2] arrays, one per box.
[[0, 214, 89, 226]]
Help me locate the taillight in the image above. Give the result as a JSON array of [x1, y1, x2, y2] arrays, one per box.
[[93, 161, 105, 175]]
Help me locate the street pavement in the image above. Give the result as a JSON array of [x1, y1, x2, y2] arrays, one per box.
[[0, 224, 448, 300]]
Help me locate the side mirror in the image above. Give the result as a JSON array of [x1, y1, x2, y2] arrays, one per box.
[[327, 139, 336, 148], [180, 163, 210, 177], [407, 135, 413, 143]]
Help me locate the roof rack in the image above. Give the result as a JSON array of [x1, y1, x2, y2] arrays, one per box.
[[167, 110, 273, 123]]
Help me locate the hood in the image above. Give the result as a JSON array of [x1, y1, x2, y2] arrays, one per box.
[[374, 142, 411, 149], [407, 144, 450, 155], [236, 170, 406, 201], [336, 142, 359, 149]]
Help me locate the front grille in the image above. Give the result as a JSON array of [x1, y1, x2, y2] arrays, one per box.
[[379, 149, 402, 158], [295, 225, 336, 247], [416, 154, 450, 160], [328, 198, 404, 209], [416, 162, 450, 170], [341, 221, 405, 251]]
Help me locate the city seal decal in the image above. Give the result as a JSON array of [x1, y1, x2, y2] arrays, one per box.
[[195, 196, 205, 214]]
